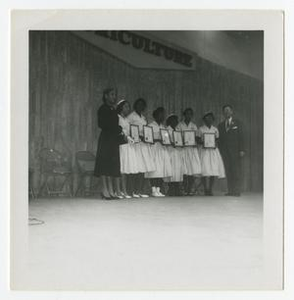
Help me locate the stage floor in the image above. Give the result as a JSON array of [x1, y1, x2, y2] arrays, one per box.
[[27, 194, 263, 290]]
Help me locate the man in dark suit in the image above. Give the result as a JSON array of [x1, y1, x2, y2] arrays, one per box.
[[218, 105, 245, 196]]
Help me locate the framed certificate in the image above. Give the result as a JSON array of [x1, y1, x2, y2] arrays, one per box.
[[203, 133, 216, 149], [143, 125, 154, 144], [160, 129, 171, 145], [173, 131, 183, 147], [183, 130, 196, 146], [130, 124, 140, 143]]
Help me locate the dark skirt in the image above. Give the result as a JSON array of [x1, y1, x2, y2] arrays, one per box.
[[94, 131, 121, 177]]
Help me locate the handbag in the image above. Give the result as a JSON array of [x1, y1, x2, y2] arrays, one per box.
[[118, 133, 127, 145]]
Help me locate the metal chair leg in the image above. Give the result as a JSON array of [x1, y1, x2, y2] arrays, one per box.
[[75, 177, 84, 196], [38, 181, 47, 197]]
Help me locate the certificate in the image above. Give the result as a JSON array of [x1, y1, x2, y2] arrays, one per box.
[[173, 131, 183, 147], [143, 125, 154, 144], [160, 129, 171, 145], [130, 124, 140, 143], [183, 130, 196, 146], [203, 133, 216, 149]]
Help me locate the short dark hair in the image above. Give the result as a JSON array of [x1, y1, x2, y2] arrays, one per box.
[[116, 100, 129, 115], [183, 107, 193, 115], [152, 107, 165, 119], [222, 104, 233, 111], [133, 98, 147, 111], [166, 115, 178, 127], [202, 112, 215, 121], [102, 88, 116, 103]]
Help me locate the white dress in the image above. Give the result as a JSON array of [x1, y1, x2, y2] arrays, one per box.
[[198, 125, 225, 178], [118, 115, 139, 174], [145, 122, 172, 179], [127, 111, 156, 173], [176, 121, 202, 176], [164, 126, 184, 182]]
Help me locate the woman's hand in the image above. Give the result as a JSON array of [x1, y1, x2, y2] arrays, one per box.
[[196, 136, 203, 145], [123, 134, 128, 143], [127, 136, 135, 144]]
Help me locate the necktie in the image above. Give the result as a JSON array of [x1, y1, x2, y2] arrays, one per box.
[[226, 119, 230, 131]]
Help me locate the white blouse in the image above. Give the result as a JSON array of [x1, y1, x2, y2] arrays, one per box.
[[176, 121, 198, 131], [118, 115, 130, 136], [167, 125, 175, 143], [198, 125, 219, 138], [148, 121, 166, 140], [127, 111, 148, 136], [176, 121, 199, 136]]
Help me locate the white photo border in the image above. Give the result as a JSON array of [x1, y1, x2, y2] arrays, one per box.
[[9, 8, 284, 293]]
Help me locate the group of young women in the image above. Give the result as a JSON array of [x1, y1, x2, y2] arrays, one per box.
[[94, 88, 225, 200]]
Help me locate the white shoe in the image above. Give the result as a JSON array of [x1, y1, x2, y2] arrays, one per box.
[[151, 187, 158, 197], [139, 194, 149, 198], [122, 193, 132, 199], [156, 187, 165, 197], [116, 193, 124, 199], [132, 193, 140, 198]]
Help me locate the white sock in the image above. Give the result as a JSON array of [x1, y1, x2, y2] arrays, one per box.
[[156, 187, 161, 196], [157, 187, 165, 197]]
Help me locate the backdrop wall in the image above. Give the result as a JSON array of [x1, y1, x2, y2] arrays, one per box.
[[29, 31, 263, 193]]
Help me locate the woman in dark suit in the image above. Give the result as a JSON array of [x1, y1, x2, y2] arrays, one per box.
[[94, 88, 124, 199]]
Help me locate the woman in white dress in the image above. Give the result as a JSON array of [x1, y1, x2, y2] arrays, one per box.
[[176, 108, 202, 195], [198, 112, 225, 196], [145, 107, 172, 197], [164, 114, 184, 196], [116, 99, 138, 198], [127, 98, 156, 198]]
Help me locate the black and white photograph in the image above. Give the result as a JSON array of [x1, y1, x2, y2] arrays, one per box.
[[9, 10, 284, 292], [28, 28, 264, 286]]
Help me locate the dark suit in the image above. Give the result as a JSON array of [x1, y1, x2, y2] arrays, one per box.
[[218, 118, 244, 195]]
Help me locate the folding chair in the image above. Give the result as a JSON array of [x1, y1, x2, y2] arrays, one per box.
[[38, 148, 72, 197], [75, 151, 97, 196]]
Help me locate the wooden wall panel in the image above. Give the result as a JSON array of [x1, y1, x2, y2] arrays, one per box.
[[29, 31, 263, 193]]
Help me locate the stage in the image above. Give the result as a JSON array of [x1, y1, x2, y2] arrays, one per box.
[[27, 194, 263, 290]]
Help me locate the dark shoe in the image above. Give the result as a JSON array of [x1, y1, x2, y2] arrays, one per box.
[[100, 192, 111, 200], [232, 193, 241, 197]]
